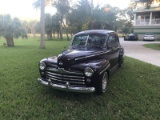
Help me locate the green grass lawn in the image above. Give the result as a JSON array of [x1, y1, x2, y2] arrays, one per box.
[[0, 37, 160, 120], [144, 43, 160, 51]]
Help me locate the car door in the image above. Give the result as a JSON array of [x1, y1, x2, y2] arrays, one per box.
[[107, 33, 119, 69]]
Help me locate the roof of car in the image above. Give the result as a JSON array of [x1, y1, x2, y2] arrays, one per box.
[[74, 29, 115, 36], [144, 33, 154, 35], [129, 33, 137, 36]]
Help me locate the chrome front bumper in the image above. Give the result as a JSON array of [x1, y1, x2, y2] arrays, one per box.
[[37, 78, 95, 93]]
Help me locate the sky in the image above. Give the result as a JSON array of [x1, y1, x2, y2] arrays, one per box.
[[0, 0, 130, 20]]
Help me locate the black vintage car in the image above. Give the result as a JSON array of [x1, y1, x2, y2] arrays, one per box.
[[38, 30, 124, 94]]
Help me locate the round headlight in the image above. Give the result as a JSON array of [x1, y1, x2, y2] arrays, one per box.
[[39, 62, 46, 70], [84, 67, 94, 77]]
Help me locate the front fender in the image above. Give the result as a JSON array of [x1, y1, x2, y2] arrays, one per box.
[[70, 59, 110, 74], [119, 47, 124, 56]]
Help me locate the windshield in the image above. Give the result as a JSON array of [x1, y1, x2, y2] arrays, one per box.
[[72, 34, 106, 49], [145, 33, 154, 35], [129, 33, 136, 36]]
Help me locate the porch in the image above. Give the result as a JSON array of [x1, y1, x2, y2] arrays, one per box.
[[136, 18, 160, 25], [134, 11, 160, 26]]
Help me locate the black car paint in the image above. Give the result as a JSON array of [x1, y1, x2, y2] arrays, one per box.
[[38, 30, 124, 93]]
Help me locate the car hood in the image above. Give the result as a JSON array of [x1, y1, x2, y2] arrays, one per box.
[[56, 49, 104, 68], [144, 35, 154, 37]]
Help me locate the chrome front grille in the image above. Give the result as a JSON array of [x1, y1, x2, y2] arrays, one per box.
[[46, 67, 85, 86]]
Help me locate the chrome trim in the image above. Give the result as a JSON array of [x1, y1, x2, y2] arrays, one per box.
[[47, 71, 84, 79], [99, 64, 110, 74], [37, 78, 95, 93], [39, 62, 46, 70], [84, 67, 94, 77], [75, 50, 111, 61], [47, 64, 57, 68], [75, 54, 95, 61], [46, 73, 85, 82], [46, 75, 85, 85], [47, 68, 83, 75], [46, 68, 85, 86]]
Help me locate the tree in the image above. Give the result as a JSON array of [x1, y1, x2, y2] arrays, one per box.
[[33, 0, 46, 49], [45, 14, 53, 39], [0, 15, 27, 47], [137, 0, 160, 8], [121, 21, 133, 34], [67, 1, 123, 32], [125, 7, 134, 22], [34, 22, 41, 34], [52, 13, 61, 39], [82, 4, 121, 31], [22, 20, 38, 37], [40, 0, 46, 48], [67, 0, 91, 32], [53, 0, 70, 40]]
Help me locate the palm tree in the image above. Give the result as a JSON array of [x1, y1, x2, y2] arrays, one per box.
[[33, 0, 46, 49], [0, 15, 27, 47], [53, 0, 70, 40], [40, 0, 45, 49]]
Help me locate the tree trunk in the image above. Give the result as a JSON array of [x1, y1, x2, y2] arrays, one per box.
[[39, 0, 45, 49], [53, 32, 55, 39], [62, 21, 69, 41], [70, 33, 73, 39], [57, 31, 60, 39], [59, 14, 63, 40], [5, 37, 14, 47], [47, 33, 52, 40], [66, 33, 69, 41], [59, 22, 63, 40]]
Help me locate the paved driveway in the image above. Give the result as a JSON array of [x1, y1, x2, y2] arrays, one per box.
[[119, 38, 160, 67]]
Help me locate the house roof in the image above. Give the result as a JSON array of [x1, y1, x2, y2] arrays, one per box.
[[134, 7, 160, 13]]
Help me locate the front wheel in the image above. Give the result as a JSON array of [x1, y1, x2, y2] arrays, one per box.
[[96, 72, 108, 94]]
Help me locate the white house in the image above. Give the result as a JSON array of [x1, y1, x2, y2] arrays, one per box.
[[133, 0, 160, 40]]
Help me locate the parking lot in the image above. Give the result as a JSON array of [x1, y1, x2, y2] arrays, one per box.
[[119, 38, 160, 67]]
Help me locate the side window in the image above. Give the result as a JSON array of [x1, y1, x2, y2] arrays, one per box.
[[107, 33, 120, 48], [108, 34, 116, 48], [115, 34, 119, 43]]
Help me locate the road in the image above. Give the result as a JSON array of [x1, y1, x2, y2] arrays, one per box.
[[119, 38, 160, 67]]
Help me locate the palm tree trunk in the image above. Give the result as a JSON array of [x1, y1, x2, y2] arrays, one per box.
[[39, 0, 45, 49]]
